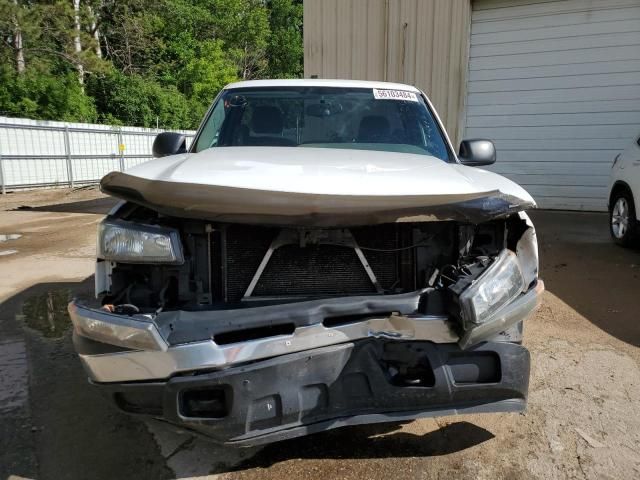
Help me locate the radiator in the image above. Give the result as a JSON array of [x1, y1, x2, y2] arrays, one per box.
[[219, 223, 454, 302]]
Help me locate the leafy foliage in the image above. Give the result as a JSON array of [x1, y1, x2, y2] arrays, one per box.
[[266, 0, 303, 78], [0, 0, 303, 128], [86, 69, 192, 128], [0, 66, 97, 121]]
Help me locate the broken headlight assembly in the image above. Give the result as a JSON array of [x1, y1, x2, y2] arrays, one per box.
[[97, 220, 184, 264], [69, 302, 167, 351], [459, 250, 525, 328]]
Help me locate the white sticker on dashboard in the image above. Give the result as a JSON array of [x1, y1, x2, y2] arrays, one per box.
[[373, 89, 419, 102]]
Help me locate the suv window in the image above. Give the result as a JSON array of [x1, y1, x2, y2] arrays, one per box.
[[193, 87, 451, 161]]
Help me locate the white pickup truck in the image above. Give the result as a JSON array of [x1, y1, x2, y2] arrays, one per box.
[[69, 79, 543, 446]]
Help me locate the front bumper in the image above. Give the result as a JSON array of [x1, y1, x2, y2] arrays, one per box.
[[69, 282, 542, 446], [68, 281, 543, 384], [93, 339, 530, 446]]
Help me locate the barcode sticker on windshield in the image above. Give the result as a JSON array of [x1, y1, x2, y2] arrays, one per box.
[[373, 89, 419, 102]]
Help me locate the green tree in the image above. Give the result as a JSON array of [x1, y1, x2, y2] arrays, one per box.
[[209, 0, 270, 79], [87, 69, 193, 129], [266, 0, 303, 78], [0, 0, 303, 127], [179, 39, 238, 120], [0, 66, 97, 121]]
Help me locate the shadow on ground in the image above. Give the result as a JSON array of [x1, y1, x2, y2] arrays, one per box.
[[530, 210, 640, 347], [225, 421, 493, 472]]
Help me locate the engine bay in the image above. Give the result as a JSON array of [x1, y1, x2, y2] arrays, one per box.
[[96, 203, 536, 335]]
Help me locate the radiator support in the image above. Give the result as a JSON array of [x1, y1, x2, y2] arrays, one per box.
[[242, 228, 384, 299]]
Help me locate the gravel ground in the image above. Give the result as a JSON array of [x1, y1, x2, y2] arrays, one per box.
[[0, 188, 639, 480]]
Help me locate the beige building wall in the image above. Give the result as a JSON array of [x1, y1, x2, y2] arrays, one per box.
[[303, 0, 472, 144]]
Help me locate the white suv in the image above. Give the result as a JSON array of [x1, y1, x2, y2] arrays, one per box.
[[609, 132, 640, 246]]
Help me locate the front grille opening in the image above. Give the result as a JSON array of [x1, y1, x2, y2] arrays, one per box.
[[181, 387, 230, 419], [213, 323, 296, 345], [387, 358, 436, 388], [114, 391, 163, 415], [255, 244, 376, 296], [323, 312, 394, 328], [219, 223, 449, 302], [447, 352, 501, 384]]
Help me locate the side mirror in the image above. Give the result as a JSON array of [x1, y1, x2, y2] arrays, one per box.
[[152, 132, 187, 158], [458, 139, 496, 166]]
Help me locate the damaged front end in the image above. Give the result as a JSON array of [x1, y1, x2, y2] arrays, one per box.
[[69, 200, 542, 446]]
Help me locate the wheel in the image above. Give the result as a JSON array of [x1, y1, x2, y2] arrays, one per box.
[[610, 190, 638, 247]]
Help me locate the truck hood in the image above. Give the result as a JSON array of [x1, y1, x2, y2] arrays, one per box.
[[100, 146, 536, 226]]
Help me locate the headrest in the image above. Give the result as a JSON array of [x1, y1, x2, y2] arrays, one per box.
[[251, 106, 284, 134], [358, 115, 391, 142]]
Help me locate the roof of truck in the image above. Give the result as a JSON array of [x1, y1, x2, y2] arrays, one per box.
[[224, 78, 421, 92]]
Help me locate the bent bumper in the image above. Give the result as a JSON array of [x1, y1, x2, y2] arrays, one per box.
[[69, 281, 543, 383], [93, 339, 530, 446]]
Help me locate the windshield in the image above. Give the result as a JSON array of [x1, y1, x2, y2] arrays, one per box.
[[193, 87, 451, 161]]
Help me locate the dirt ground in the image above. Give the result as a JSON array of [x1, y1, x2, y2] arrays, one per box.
[[1, 187, 639, 480]]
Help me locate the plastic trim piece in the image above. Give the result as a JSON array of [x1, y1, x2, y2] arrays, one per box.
[[93, 340, 530, 446]]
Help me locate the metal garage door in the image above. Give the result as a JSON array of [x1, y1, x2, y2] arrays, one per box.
[[464, 0, 640, 210]]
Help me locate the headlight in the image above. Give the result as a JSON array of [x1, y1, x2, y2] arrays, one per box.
[[69, 302, 167, 351], [460, 250, 525, 326], [97, 220, 184, 264]]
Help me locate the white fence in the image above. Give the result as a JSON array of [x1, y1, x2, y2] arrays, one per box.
[[0, 116, 196, 193]]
